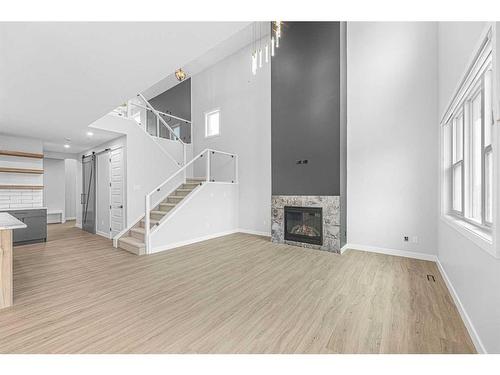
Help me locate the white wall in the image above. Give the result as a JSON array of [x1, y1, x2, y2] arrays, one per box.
[[151, 183, 238, 252], [0, 134, 44, 210], [437, 21, 500, 353], [89, 114, 181, 227], [191, 42, 271, 235], [347, 22, 439, 256], [43, 158, 65, 217], [64, 159, 77, 219]]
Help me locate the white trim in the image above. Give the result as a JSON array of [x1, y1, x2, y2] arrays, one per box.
[[441, 215, 497, 258], [237, 228, 270, 237], [75, 222, 82, 229], [65, 216, 76, 221], [152, 229, 239, 253], [344, 243, 437, 262], [440, 25, 493, 123], [204, 108, 221, 138], [96, 230, 111, 239], [435, 259, 487, 354], [113, 213, 143, 248], [340, 244, 351, 254]]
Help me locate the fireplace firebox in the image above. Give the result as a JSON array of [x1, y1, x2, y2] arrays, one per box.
[[284, 206, 323, 245]]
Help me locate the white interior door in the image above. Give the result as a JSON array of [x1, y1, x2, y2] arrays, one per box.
[[110, 148, 125, 237], [96, 153, 110, 237]]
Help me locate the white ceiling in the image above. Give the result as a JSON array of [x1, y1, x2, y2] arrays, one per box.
[[0, 22, 249, 152], [143, 22, 270, 100]]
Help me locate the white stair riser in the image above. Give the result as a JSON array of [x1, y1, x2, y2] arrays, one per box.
[[118, 239, 145, 255]]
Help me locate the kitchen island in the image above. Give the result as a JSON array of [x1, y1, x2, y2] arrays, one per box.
[[0, 212, 27, 309]]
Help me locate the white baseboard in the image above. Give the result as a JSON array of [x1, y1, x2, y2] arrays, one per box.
[[237, 228, 271, 237], [96, 230, 111, 239], [340, 244, 351, 254], [435, 259, 486, 354], [65, 216, 76, 221], [344, 243, 438, 262], [152, 229, 239, 254], [75, 222, 82, 229]]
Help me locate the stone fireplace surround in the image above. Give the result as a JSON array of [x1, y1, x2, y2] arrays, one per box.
[[271, 195, 340, 253]]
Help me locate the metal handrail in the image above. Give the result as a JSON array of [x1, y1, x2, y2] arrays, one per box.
[[127, 101, 191, 124], [138, 93, 187, 145]]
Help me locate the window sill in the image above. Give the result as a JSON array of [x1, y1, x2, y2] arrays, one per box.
[[441, 214, 498, 258]]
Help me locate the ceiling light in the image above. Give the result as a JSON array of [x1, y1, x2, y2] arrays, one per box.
[[64, 144, 70, 149], [86, 131, 94, 136], [175, 68, 187, 81]]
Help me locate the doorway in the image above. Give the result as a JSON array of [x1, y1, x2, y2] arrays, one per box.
[[81, 154, 96, 234], [95, 147, 125, 239]]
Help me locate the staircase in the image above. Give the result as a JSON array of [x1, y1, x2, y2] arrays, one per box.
[[117, 177, 205, 255], [110, 95, 237, 255]]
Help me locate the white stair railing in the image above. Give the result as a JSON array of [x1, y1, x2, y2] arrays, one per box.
[[111, 94, 192, 167], [144, 148, 238, 253]]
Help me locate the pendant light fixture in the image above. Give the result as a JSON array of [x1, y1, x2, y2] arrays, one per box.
[[175, 68, 187, 81], [250, 21, 283, 76]]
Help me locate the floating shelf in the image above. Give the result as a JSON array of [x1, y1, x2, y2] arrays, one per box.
[[0, 185, 44, 190], [0, 150, 44, 159], [0, 167, 44, 174]]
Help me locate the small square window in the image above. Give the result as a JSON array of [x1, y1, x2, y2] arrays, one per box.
[[205, 109, 220, 138]]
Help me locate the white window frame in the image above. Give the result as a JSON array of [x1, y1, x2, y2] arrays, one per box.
[[440, 27, 497, 257], [204, 108, 221, 138]]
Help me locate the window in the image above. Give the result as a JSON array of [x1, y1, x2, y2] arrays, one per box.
[[205, 109, 220, 138], [168, 124, 181, 141], [446, 45, 493, 230]]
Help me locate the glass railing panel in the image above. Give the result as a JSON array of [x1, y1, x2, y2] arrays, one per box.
[[111, 95, 192, 144], [209, 151, 237, 183]]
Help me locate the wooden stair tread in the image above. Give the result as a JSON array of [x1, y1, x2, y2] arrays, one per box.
[[141, 218, 159, 224], [118, 236, 145, 248], [151, 210, 169, 215], [186, 178, 205, 182], [0, 167, 44, 174], [131, 227, 145, 235]]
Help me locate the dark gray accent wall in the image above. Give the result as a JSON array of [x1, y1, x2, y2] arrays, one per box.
[[148, 78, 191, 143], [272, 22, 344, 196]]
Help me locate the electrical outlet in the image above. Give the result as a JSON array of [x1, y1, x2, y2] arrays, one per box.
[[403, 236, 409, 242]]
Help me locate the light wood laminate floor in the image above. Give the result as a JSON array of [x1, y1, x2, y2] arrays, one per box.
[[0, 224, 475, 353]]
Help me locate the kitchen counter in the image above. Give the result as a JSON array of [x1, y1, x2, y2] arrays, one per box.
[[0, 212, 29, 230], [0, 213, 27, 309]]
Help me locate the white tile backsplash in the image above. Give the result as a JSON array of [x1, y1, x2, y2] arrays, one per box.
[[0, 189, 43, 209]]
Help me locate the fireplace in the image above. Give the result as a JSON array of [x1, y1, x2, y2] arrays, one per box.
[[284, 206, 323, 245]]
